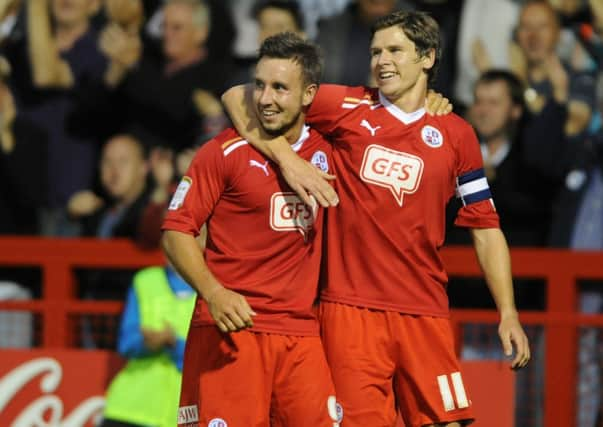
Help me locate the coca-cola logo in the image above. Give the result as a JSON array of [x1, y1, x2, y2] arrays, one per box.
[[0, 357, 105, 426]]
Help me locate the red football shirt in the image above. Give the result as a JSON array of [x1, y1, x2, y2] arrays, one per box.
[[307, 84, 499, 317], [162, 127, 332, 335]]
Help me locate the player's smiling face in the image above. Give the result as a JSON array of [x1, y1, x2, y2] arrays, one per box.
[[370, 26, 433, 104], [253, 57, 314, 140]]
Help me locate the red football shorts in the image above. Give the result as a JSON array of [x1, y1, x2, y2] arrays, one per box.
[[319, 302, 475, 427], [178, 325, 341, 427]]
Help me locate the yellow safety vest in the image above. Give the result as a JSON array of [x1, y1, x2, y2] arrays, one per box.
[[103, 267, 196, 427]]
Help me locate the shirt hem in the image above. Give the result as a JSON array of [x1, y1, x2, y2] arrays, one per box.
[[191, 319, 320, 336], [320, 294, 450, 318]]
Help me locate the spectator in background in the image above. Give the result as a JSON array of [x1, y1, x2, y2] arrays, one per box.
[[229, 0, 306, 86], [69, 134, 151, 351], [100, 263, 196, 427], [1, 0, 107, 236], [514, 0, 596, 141], [0, 57, 47, 236], [448, 69, 566, 249], [68, 134, 150, 243], [144, 0, 235, 62], [315, 0, 409, 86], [99, 0, 230, 152], [548, 2, 603, 419]]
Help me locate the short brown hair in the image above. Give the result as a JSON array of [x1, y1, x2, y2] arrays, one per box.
[[258, 32, 323, 86], [371, 11, 441, 85]]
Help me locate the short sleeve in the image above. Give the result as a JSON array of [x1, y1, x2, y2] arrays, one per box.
[[162, 141, 227, 235], [306, 84, 350, 136], [453, 120, 500, 229]]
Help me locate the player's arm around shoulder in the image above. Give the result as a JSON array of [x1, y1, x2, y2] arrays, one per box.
[[425, 89, 453, 115], [222, 84, 338, 208], [469, 227, 531, 370]]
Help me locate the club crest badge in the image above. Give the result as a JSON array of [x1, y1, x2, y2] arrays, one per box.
[[421, 125, 443, 148], [311, 150, 329, 172]]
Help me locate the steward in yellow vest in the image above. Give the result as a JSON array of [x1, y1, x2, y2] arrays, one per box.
[[101, 266, 195, 427]]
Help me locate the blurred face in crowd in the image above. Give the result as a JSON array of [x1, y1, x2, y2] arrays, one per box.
[[52, 0, 97, 27], [517, 2, 559, 66], [253, 57, 315, 140], [471, 80, 522, 142], [163, 2, 208, 62], [370, 25, 434, 105], [257, 7, 302, 45], [358, 0, 397, 23], [101, 136, 148, 202]]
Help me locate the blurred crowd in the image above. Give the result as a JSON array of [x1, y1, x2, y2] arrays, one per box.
[[0, 0, 601, 253]]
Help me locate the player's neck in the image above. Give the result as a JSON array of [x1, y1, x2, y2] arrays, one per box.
[[389, 79, 428, 114], [282, 117, 306, 146]]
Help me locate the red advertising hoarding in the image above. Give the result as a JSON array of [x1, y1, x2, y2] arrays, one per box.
[[0, 351, 513, 427]]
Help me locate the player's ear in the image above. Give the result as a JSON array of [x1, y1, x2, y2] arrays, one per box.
[[302, 83, 318, 107], [421, 49, 436, 71]]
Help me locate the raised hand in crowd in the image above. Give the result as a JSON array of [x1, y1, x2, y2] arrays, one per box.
[[100, 23, 142, 86], [27, 0, 92, 88], [67, 190, 104, 218], [104, 0, 144, 34], [471, 38, 492, 73]]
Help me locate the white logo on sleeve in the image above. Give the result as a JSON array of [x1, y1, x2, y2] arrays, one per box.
[[168, 177, 193, 210], [360, 119, 381, 136], [270, 192, 317, 237], [177, 405, 199, 425], [249, 159, 270, 176], [360, 144, 424, 206], [208, 418, 228, 427]]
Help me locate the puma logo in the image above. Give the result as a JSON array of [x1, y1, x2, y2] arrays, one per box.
[[360, 119, 381, 136], [249, 159, 270, 176]]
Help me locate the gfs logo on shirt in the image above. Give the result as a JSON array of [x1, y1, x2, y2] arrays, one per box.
[[270, 192, 317, 238], [360, 144, 424, 206]]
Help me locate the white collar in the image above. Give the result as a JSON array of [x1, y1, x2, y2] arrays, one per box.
[[291, 125, 310, 152], [378, 91, 426, 125]]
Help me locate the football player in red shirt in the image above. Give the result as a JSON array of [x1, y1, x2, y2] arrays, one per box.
[[162, 33, 341, 427], [223, 11, 530, 427]]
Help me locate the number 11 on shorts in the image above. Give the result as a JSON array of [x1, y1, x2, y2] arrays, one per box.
[[436, 372, 469, 411]]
